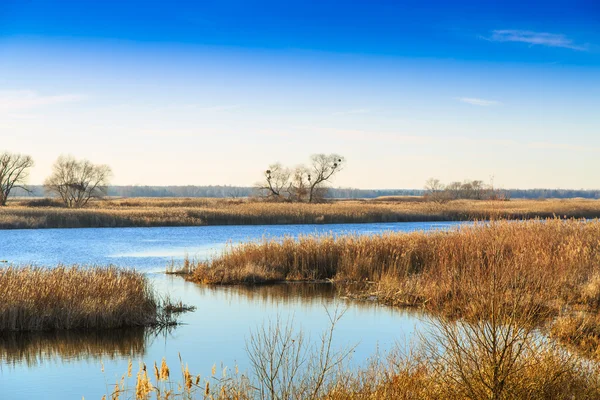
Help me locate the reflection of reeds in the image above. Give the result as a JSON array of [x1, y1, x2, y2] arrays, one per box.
[[2, 197, 600, 229], [0, 266, 181, 331], [194, 282, 337, 306], [0, 328, 146, 367]]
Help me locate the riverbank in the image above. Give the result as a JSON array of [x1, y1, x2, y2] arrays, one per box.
[[1, 197, 600, 229], [185, 218, 600, 360], [0, 266, 186, 331]]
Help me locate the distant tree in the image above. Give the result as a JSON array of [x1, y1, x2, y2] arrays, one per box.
[[256, 163, 292, 200], [287, 166, 310, 202], [306, 154, 344, 203], [44, 155, 112, 208], [0, 151, 34, 206], [424, 178, 449, 203], [256, 155, 345, 203], [445, 181, 464, 200]]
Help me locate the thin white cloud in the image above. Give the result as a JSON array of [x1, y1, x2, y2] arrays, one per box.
[[0, 90, 86, 112], [486, 30, 588, 51], [457, 97, 501, 107]]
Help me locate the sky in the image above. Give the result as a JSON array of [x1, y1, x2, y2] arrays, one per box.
[[1, 0, 599, 189]]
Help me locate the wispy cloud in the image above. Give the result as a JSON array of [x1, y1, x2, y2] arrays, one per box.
[[457, 97, 501, 107], [486, 30, 588, 51], [0, 90, 86, 112]]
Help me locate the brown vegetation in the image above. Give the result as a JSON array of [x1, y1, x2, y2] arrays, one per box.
[[186, 219, 600, 359], [2, 197, 600, 229], [0, 266, 182, 331], [106, 308, 600, 400]]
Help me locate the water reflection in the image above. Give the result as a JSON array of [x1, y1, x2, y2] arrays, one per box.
[[1, 278, 427, 399], [0, 328, 147, 368], [192, 282, 338, 306]]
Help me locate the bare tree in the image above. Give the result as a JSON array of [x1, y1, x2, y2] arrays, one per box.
[[307, 154, 344, 203], [44, 155, 112, 208], [255, 154, 345, 203], [0, 152, 34, 206], [288, 165, 310, 202], [256, 163, 292, 200], [424, 178, 449, 204]]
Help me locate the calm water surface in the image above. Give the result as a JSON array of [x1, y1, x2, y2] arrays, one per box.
[[0, 222, 466, 399]]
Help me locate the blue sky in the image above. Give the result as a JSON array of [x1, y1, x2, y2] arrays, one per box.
[[1, 0, 599, 188]]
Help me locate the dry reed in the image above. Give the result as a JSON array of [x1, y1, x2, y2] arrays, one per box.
[[187, 219, 600, 357], [0, 266, 180, 331]]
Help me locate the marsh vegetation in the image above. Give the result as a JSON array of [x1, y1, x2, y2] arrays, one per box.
[[2, 197, 600, 229], [0, 266, 186, 331], [186, 219, 600, 360], [107, 307, 600, 400]]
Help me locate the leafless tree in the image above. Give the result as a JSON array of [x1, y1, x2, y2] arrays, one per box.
[[307, 154, 344, 203], [0, 152, 34, 206], [256, 163, 292, 200], [44, 155, 112, 208], [288, 166, 310, 202], [256, 154, 345, 203], [424, 178, 450, 204], [445, 181, 464, 200]]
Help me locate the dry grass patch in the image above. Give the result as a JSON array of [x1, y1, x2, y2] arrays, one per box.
[[2, 197, 600, 229], [0, 266, 183, 331]]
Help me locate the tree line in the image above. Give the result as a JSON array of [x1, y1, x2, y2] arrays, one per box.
[[424, 178, 509, 203], [0, 152, 111, 208]]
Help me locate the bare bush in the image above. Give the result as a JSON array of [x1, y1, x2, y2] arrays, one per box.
[[246, 307, 355, 400]]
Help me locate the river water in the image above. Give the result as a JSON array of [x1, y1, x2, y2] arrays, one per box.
[[0, 221, 466, 399]]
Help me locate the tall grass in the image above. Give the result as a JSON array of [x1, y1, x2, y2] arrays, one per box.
[[2, 197, 600, 229], [0, 266, 182, 331], [187, 219, 600, 357]]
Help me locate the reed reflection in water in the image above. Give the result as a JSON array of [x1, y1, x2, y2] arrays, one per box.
[[0, 328, 147, 367]]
